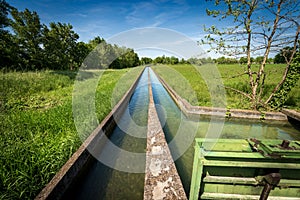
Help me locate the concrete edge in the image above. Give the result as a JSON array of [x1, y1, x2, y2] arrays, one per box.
[[154, 70, 287, 121], [282, 109, 300, 122], [35, 68, 145, 200], [144, 68, 187, 200]]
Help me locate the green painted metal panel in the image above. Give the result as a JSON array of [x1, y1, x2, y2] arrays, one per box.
[[189, 138, 300, 200], [201, 192, 300, 200]]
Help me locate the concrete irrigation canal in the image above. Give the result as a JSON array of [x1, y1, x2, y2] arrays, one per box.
[[36, 67, 300, 200]]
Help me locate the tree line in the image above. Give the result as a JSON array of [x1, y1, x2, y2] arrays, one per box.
[[0, 0, 140, 71], [146, 52, 292, 65]]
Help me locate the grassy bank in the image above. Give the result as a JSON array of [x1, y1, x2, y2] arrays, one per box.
[[0, 67, 143, 199], [153, 64, 300, 110]]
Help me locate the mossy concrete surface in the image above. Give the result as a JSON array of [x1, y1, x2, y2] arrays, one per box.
[[144, 72, 187, 200]]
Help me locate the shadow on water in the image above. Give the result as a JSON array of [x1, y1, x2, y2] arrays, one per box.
[[61, 157, 114, 199], [287, 116, 300, 131]]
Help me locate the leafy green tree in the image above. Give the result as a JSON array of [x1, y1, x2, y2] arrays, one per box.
[[87, 36, 105, 51], [216, 56, 226, 64], [73, 41, 90, 69], [0, 0, 15, 69], [215, 56, 238, 64], [0, 0, 10, 28], [10, 8, 44, 70], [179, 58, 187, 64], [239, 57, 247, 64], [43, 22, 79, 70], [154, 56, 164, 64], [201, 57, 213, 64], [141, 57, 152, 65], [202, 0, 300, 109], [187, 57, 202, 65], [255, 56, 264, 64], [170, 56, 179, 64], [111, 48, 139, 69], [163, 56, 170, 64], [123, 49, 139, 67]]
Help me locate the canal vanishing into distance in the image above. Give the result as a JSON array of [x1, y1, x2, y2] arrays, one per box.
[[63, 67, 300, 199]]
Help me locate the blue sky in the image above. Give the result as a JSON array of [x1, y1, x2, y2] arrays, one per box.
[[7, 1, 296, 59], [7, 1, 217, 41], [7, 0, 228, 58]]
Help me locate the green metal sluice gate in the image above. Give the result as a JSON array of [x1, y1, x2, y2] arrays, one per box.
[[189, 138, 300, 200]]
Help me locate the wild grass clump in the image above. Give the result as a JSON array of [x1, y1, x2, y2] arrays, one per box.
[[0, 67, 143, 199]]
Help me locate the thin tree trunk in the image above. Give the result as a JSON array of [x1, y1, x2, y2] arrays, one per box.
[[254, 0, 283, 107]]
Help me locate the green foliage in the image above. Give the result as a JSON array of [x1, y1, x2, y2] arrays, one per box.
[[239, 57, 248, 64], [270, 51, 300, 109], [170, 56, 179, 64], [255, 56, 264, 64], [140, 57, 152, 65], [187, 57, 203, 65], [83, 40, 140, 70], [153, 55, 179, 65], [10, 8, 44, 70], [215, 56, 238, 64], [110, 48, 140, 69], [260, 112, 266, 120], [87, 36, 105, 50], [239, 56, 272, 64], [225, 107, 231, 118], [43, 22, 80, 70], [0, 0, 11, 29]]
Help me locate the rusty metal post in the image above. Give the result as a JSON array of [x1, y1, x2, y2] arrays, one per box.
[[259, 173, 281, 200]]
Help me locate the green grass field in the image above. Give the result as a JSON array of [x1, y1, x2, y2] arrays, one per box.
[[153, 64, 300, 110], [0, 67, 143, 199]]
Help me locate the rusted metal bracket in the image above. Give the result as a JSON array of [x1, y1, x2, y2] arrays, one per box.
[[259, 173, 281, 200]]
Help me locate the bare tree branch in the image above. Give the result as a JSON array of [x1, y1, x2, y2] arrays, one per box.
[[223, 86, 252, 99]]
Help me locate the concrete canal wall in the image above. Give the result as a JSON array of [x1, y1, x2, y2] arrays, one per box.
[[282, 109, 300, 122], [156, 72, 288, 121]]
